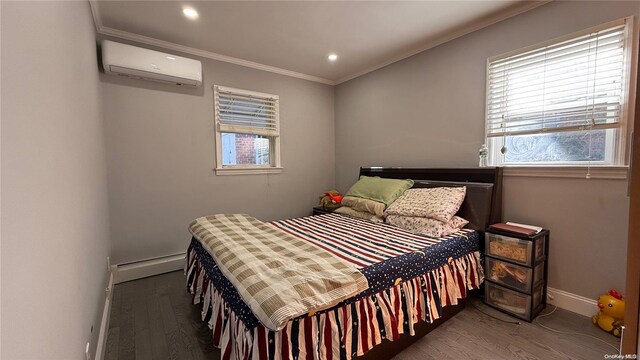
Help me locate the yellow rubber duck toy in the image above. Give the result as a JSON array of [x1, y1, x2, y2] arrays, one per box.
[[592, 289, 625, 337]]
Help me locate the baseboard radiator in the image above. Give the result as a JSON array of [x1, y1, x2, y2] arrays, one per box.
[[113, 252, 186, 284]]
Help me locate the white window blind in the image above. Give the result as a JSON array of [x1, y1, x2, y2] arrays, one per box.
[[215, 86, 279, 137], [214, 85, 282, 174], [486, 22, 628, 138]]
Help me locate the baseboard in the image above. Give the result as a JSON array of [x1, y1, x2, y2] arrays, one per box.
[[113, 253, 186, 284], [94, 253, 184, 359], [95, 268, 115, 360], [547, 287, 597, 317]]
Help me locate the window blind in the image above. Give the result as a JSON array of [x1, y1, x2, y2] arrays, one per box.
[[486, 22, 627, 138], [215, 86, 279, 137]]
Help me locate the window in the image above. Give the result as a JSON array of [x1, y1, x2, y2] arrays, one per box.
[[485, 18, 634, 167], [214, 85, 281, 174]]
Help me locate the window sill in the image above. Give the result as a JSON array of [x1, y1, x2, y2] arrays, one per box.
[[502, 166, 628, 180], [214, 167, 283, 176]]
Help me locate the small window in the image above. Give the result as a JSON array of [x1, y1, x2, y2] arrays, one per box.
[[214, 85, 281, 174], [485, 19, 634, 166]]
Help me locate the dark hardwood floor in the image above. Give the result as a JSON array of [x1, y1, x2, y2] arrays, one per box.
[[105, 271, 620, 360], [105, 270, 218, 360]]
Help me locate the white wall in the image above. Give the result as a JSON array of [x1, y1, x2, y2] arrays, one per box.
[[1, 2, 110, 359], [99, 38, 335, 265], [335, 1, 639, 300]]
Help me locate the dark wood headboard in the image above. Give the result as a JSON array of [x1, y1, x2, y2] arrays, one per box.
[[358, 167, 503, 232]]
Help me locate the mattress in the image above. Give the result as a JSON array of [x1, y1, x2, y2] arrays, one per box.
[[186, 213, 483, 360]]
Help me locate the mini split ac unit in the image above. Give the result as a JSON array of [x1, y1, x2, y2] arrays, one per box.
[[101, 40, 202, 87]]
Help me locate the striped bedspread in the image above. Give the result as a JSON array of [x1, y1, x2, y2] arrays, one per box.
[[272, 213, 475, 268], [186, 213, 483, 360], [188, 214, 369, 331], [189, 213, 479, 330]]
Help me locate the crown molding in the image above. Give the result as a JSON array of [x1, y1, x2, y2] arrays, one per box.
[[88, 1, 335, 86], [97, 26, 336, 85], [89, 0, 102, 31], [89, 0, 549, 87], [334, 1, 551, 85]]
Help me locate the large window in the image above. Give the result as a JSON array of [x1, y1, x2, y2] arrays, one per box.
[[485, 19, 634, 167], [214, 85, 281, 174]]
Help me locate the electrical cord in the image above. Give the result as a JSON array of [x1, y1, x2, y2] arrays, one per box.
[[471, 298, 620, 353], [534, 305, 620, 353], [470, 297, 521, 325]]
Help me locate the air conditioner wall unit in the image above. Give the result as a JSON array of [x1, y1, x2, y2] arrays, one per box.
[[101, 40, 202, 87]]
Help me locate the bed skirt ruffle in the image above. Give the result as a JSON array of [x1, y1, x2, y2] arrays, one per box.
[[185, 246, 483, 360]]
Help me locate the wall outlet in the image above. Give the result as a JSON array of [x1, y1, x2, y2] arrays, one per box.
[[85, 342, 91, 360]]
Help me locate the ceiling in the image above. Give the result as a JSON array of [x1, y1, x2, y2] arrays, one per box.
[[92, 1, 545, 85]]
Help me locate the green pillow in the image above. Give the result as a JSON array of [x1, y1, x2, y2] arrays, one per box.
[[345, 176, 414, 206]]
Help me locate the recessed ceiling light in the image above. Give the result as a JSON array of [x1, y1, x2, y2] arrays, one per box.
[[182, 7, 199, 20], [328, 54, 338, 62], [166, 56, 176, 61]]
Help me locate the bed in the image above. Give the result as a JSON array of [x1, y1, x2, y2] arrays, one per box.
[[185, 167, 503, 360]]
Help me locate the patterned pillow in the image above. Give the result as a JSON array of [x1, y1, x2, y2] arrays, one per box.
[[384, 187, 466, 222], [341, 196, 386, 217], [334, 206, 384, 223], [386, 215, 469, 238]]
